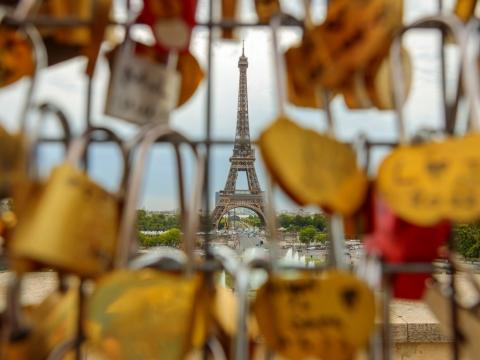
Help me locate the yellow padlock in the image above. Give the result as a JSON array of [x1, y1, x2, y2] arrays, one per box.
[[86, 269, 204, 360], [258, 116, 368, 215], [253, 270, 376, 360], [1, 274, 78, 360], [377, 16, 474, 226], [10, 127, 128, 277]]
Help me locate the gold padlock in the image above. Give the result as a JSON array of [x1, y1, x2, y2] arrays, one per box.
[[253, 270, 376, 360], [86, 269, 205, 360], [10, 127, 128, 278], [1, 273, 79, 360], [4, 103, 73, 273]]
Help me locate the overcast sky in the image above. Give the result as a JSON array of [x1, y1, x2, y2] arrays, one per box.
[[0, 0, 465, 211]]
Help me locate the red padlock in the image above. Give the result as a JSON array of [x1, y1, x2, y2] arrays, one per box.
[[137, 0, 197, 54], [364, 192, 450, 299]]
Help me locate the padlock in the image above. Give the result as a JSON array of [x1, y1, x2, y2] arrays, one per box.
[[105, 37, 182, 126], [0, 273, 78, 360], [303, 0, 403, 91], [364, 193, 450, 299], [4, 103, 73, 274], [137, 0, 197, 53], [10, 126, 128, 278], [125, 41, 204, 108], [252, 270, 376, 360], [259, 116, 368, 216], [86, 269, 205, 360]]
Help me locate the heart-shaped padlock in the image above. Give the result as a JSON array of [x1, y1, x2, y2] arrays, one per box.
[[253, 270, 376, 360]]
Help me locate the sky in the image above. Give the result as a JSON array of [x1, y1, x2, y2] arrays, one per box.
[[0, 0, 466, 212]]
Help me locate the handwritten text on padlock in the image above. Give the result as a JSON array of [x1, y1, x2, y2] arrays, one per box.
[[106, 55, 181, 125]]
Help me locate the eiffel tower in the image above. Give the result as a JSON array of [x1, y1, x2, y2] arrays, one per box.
[[212, 43, 265, 229]]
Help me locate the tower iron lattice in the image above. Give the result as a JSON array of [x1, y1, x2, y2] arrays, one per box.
[[211, 43, 266, 229]]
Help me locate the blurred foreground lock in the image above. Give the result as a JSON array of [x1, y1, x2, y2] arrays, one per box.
[[105, 41, 181, 126], [10, 127, 128, 278], [253, 270, 375, 359], [86, 269, 205, 360], [364, 194, 450, 299]]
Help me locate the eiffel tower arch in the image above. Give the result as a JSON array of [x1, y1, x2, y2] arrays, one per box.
[[212, 43, 266, 229]]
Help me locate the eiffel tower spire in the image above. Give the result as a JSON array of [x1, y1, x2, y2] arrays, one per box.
[[233, 40, 252, 158], [211, 43, 265, 229]]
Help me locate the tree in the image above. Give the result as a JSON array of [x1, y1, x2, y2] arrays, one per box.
[[244, 215, 261, 227], [161, 228, 182, 247], [312, 214, 327, 232], [278, 214, 294, 228], [299, 225, 317, 244], [136, 210, 180, 232], [315, 232, 328, 243], [454, 224, 480, 259], [138, 228, 182, 247]]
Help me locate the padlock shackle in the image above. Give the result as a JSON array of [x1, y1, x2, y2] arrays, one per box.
[[463, 19, 480, 132], [390, 15, 465, 144], [301, 0, 314, 31], [271, 12, 335, 136], [208, 244, 240, 276], [4, 273, 30, 342], [26, 102, 72, 180], [270, 13, 287, 118], [129, 248, 187, 270], [1, 3, 48, 131], [36, 103, 72, 147], [45, 337, 76, 360], [66, 126, 129, 197], [0, 21, 47, 131], [115, 124, 204, 270]]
